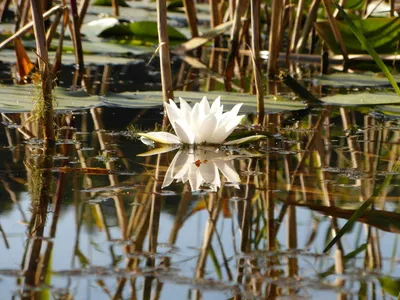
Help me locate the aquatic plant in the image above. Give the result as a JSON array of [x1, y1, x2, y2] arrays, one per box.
[[139, 96, 244, 145]]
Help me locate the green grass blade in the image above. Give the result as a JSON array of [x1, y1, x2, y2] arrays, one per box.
[[335, 2, 400, 96]]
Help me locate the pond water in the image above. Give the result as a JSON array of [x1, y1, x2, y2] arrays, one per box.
[[0, 85, 399, 299]]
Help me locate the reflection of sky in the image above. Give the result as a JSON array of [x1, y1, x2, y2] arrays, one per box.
[[1, 108, 400, 299], [1, 189, 400, 299]]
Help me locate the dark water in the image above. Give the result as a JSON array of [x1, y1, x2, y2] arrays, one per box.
[[0, 100, 399, 299]]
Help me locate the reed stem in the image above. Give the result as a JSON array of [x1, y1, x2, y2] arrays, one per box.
[[30, 0, 54, 141], [157, 0, 174, 102], [267, 0, 283, 76], [250, 0, 264, 123]]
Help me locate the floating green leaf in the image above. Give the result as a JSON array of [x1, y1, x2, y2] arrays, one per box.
[[326, 4, 400, 95], [315, 72, 400, 87], [92, 0, 129, 7], [224, 135, 267, 145], [321, 92, 400, 106], [0, 86, 307, 113], [100, 21, 187, 40], [343, 0, 365, 9], [315, 17, 400, 54]]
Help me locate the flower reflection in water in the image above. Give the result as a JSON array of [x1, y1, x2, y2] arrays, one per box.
[[162, 148, 241, 192]]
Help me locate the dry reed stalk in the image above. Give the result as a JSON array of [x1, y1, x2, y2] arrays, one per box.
[[224, 0, 247, 91], [0, 0, 11, 21], [30, 0, 54, 141], [70, 0, 85, 83], [100, 64, 112, 95], [267, 0, 283, 76], [45, 7, 64, 50], [0, 5, 64, 50], [111, 0, 119, 16], [290, 0, 305, 52], [206, 0, 222, 90], [12, 0, 22, 31], [296, 0, 320, 53], [229, 0, 235, 20], [77, 0, 90, 28], [250, 0, 264, 123], [19, 0, 30, 28], [183, 0, 199, 38], [52, 8, 69, 76], [390, 0, 395, 17], [157, 0, 174, 102], [321, 0, 349, 64]]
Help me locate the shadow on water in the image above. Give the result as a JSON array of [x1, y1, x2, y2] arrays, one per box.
[[0, 94, 399, 299]]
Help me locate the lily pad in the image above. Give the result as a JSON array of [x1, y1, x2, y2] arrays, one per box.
[[120, 91, 307, 113], [0, 49, 145, 65], [315, 17, 400, 54], [0, 85, 162, 113], [92, 0, 129, 7], [321, 92, 400, 106], [344, 0, 365, 9], [99, 21, 187, 40], [0, 87, 306, 113], [314, 72, 400, 87]]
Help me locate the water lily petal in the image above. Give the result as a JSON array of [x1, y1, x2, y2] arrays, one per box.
[[165, 101, 182, 132], [210, 96, 221, 114], [140, 136, 154, 147], [216, 115, 245, 143], [225, 115, 245, 132], [198, 161, 218, 184], [190, 103, 206, 139], [188, 164, 202, 191], [174, 151, 193, 178], [209, 126, 229, 144], [174, 120, 195, 144], [179, 97, 192, 113], [179, 97, 192, 125], [215, 160, 241, 188], [162, 150, 189, 188], [199, 96, 210, 115], [208, 114, 243, 144], [138, 132, 181, 144], [195, 114, 218, 143], [229, 103, 243, 116]]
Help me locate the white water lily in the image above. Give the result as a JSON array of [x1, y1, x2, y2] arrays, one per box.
[[162, 148, 241, 192], [139, 96, 245, 145]]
